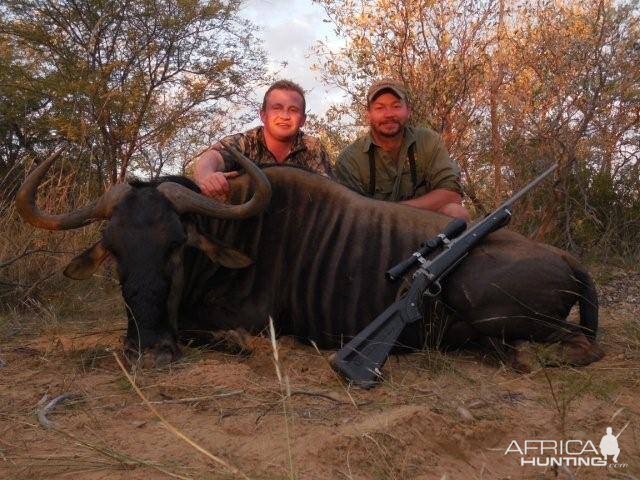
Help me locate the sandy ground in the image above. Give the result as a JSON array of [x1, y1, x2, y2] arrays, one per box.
[[0, 266, 639, 480]]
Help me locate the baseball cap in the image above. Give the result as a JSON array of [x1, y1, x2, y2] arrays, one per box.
[[367, 78, 408, 105]]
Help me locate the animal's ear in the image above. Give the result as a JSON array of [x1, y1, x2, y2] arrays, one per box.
[[64, 241, 111, 279], [185, 224, 253, 269]]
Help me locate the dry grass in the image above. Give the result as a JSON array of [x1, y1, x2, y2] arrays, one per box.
[[268, 316, 297, 480], [1, 311, 639, 479], [0, 158, 106, 315]]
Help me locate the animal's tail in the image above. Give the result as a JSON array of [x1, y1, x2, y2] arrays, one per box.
[[564, 255, 599, 341]]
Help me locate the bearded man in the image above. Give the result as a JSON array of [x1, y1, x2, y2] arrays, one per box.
[[335, 79, 469, 220]]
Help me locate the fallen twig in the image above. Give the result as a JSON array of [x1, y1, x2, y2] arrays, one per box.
[[289, 389, 369, 406], [70, 327, 127, 339], [309, 340, 358, 409], [0, 280, 29, 289], [15, 270, 58, 301], [144, 391, 244, 405], [113, 352, 250, 480], [408, 385, 438, 397]]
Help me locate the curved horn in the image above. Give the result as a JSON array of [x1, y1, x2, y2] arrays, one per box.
[[158, 143, 271, 219], [16, 147, 132, 230]]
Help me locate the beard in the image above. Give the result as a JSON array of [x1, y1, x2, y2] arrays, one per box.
[[372, 120, 405, 138]]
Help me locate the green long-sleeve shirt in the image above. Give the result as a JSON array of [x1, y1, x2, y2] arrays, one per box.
[[335, 126, 462, 201]]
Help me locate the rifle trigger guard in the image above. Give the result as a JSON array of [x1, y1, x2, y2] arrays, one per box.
[[425, 280, 442, 297]]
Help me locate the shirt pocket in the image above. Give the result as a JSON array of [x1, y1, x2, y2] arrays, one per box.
[[373, 176, 395, 200]]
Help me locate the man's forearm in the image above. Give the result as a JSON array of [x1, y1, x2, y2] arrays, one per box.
[[194, 148, 225, 182], [399, 189, 462, 211]]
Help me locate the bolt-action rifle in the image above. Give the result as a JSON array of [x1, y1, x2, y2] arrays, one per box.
[[331, 163, 558, 388]]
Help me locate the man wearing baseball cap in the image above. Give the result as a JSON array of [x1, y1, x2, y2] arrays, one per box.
[[335, 79, 469, 220]]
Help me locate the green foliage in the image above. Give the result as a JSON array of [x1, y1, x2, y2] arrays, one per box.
[[565, 162, 640, 262], [0, 39, 57, 194], [1, 0, 267, 184]]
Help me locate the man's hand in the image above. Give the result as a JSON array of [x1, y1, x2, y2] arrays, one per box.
[[194, 146, 240, 200], [400, 189, 470, 221], [197, 170, 240, 201]]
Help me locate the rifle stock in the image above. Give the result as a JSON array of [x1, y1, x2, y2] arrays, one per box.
[[330, 274, 428, 388]]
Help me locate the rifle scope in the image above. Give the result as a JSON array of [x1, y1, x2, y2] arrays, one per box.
[[385, 218, 467, 282]]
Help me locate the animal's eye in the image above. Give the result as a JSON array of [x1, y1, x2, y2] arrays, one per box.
[[168, 235, 187, 252]]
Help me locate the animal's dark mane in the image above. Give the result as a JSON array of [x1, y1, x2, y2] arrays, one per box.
[[128, 176, 201, 192]]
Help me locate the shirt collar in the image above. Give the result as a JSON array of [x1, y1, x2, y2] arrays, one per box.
[[362, 126, 416, 153], [257, 126, 307, 157], [290, 129, 307, 155]]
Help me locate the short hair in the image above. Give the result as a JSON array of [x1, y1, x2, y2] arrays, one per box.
[[261, 80, 306, 114]]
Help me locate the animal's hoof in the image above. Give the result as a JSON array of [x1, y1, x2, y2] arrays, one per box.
[[210, 328, 253, 356], [328, 352, 337, 367], [561, 338, 605, 366], [507, 345, 534, 373], [152, 347, 177, 368], [122, 338, 181, 369], [151, 339, 182, 368]]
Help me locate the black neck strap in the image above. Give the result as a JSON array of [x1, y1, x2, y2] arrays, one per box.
[[368, 142, 417, 196]]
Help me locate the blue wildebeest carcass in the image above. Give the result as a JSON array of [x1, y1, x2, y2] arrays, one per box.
[[17, 148, 604, 370]]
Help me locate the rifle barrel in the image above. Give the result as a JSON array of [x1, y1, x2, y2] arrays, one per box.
[[500, 163, 558, 210], [456, 162, 558, 241]]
